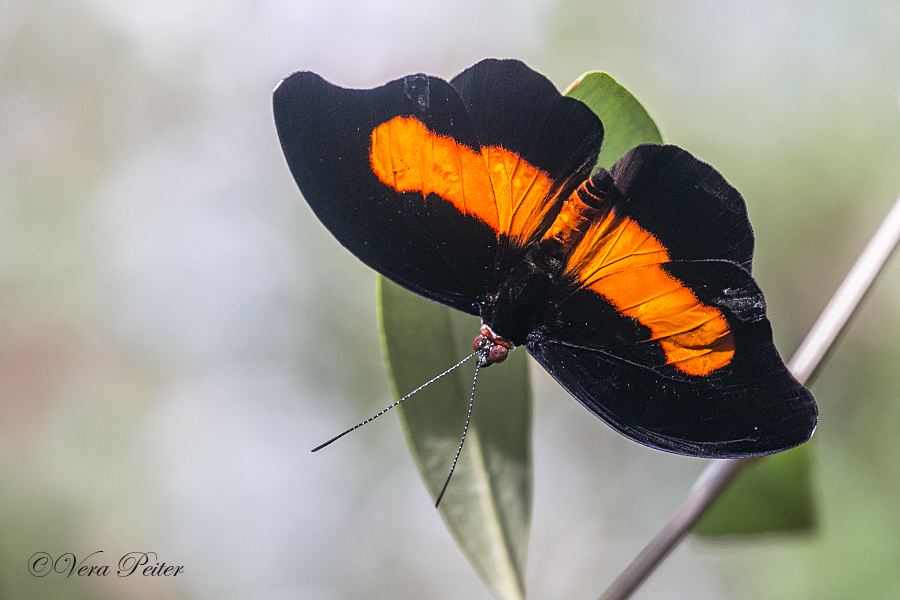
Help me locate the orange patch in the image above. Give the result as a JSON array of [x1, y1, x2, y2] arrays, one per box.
[[369, 116, 553, 243], [556, 198, 734, 375]]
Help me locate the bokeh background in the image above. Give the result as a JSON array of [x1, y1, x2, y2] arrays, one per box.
[[3, 0, 900, 598]]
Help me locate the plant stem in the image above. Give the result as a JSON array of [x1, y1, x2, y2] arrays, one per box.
[[599, 192, 900, 600]]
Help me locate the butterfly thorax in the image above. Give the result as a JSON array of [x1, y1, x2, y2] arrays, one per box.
[[480, 169, 623, 347]]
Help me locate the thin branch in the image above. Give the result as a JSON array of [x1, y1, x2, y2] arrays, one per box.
[[599, 192, 900, 600], [788, 194, 900, 384]]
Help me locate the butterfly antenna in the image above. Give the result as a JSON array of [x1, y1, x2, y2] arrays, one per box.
[[435, 361, 480, 508], [311, 353, 476, 453]]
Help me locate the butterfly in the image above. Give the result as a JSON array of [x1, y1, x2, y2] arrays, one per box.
[[273, 58, 817, 459]]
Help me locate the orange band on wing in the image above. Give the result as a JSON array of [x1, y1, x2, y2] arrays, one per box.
[[369, 116, 554, 243], [591, 266, 735, 376], [556, 189, 735, 376]]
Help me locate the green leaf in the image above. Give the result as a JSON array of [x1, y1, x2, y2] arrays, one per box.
[[694, 444, 816, 537], [378, 277, 531, 600], [564, 71, 662, 169]]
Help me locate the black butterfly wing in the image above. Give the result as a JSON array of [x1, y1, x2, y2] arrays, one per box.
[[273, 60, 603, 314], [527, 145, 817, 457]]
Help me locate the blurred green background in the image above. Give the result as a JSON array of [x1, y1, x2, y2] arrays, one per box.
[[2, 0, 900, 598]]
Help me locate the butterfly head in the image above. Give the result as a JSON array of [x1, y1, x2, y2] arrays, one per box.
[[472, 324, 515, 368]]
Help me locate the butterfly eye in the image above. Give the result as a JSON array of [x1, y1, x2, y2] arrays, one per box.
[[472, 334, 487, 352], [488, 345, 509, 364]]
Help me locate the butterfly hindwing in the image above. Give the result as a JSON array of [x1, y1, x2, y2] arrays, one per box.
[[530, 261, 815, 456], [528, 330, 815, 457]]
